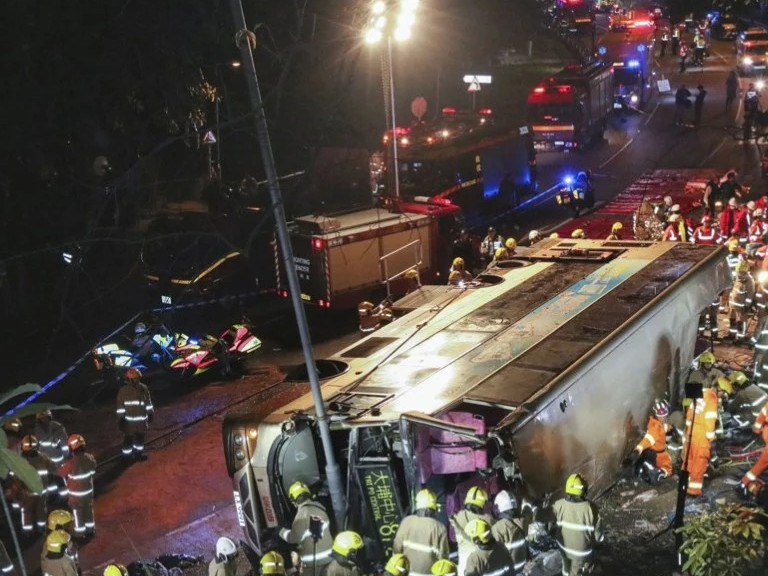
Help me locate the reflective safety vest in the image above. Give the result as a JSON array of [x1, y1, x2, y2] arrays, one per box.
[[696, 37, 706, 49], [692, 226, 716, 244], [58, 451, 96, 499], [34, 420, 69, 465], [753, 400, 768, 440], [464, 542, 514, 576], [672, 29, 680, 39], [116, 381, 154, 433], [662, 224, 680, 242], [730, 274, 756, 310], [749, 220, 767, 243], [635, 415, 671, 454], [552, 498, 603, 560], [393, 515, 450, 576], [279, 500, 334, 567], [661, 33, 669, 41], [726, 253, 742, 280], [24, 452, 58, 495], [491, 517, 527, 572]]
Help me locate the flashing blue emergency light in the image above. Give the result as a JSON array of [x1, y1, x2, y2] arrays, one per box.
[[563, 175, 574, 186], [637, 44, 646, 52], [598, 46, 607, 55], [628, 59, 640, 68]]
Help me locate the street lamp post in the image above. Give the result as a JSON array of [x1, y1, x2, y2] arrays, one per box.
[[213, 60, 241, 182], [364, 0, 419, 200]]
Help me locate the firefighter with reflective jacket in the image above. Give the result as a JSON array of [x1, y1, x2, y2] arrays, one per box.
[[210, 537, 239, 576], [393, 488, 449, 576], [739, 399, 768, 498], [480, 227, 505, 266], [463, 519, 514, 576], [450, 258, 474, 283], [384, 555, 409, 576], [687, 351, 725, 389], [728, 261, 755, 342], [19, 435, 57, 532], [280, 481, 333, 573], [58, 434, 96, 536], [744, 83, 761, 140], [449, 487, 495, 576], [34, 410, 69, 465], [682, 385, 720, 497], [551, 474, 602, 576], [44, 509, 79, 569], [430, 560, 457, 576], [491, 491, 527, 573], [323, 531, 365, 576], [726, 371, 768, 428], [260, 551, 286, 576], [632, 401, 674, 484], [116, 367, 154, 460], [606, 222, 623, 241], [41, 530, 78, 576], [749, 208, 767, 243]]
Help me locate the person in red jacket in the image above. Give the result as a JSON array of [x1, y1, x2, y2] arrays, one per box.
[[749, 208, 767, 244], [662, 214, 684, 241], [692, 215, 717, 244], [719, 197, 748, 243], [632, 400, 674, 484]]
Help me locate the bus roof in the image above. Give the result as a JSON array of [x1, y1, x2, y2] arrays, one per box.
[[266, 240, 725, 427]]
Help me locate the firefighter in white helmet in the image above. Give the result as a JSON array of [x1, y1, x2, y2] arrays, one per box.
[[280, 481, 333, 573], [116, 367, 154, 461], [57, 434, 96, 537], [209, 537, 238, 576], [491, 491, 527, 572], [393, 489, 449, 576]]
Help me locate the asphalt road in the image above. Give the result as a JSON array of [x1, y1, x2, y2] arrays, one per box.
[[13, 11, 768, 576]]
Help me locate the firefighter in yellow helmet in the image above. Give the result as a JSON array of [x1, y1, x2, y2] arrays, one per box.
[[729, 260, 755, 342], [116, 367, 154, 461], [726, 371, 768, 429], [104, 565, 129, 576], [606, 222, 623, 241], [449, 487, 495, 576], [404, 269, 422, 295], [210, 537, 238, 576], [279, 481, 333, 573], [384, 554, 410, 576], [463, 519, 513, 576], [393, 488, 449, 576], [41, 530, 78, 576], [260, 551, 286, 576], [44, 510, 79, 570], [489, 247, 510, 267], [549, 233, 560, 239], [687, 351, 725, 390], [550, 474, 602, 576], [504, 238, 517, 256], [325, 531, 365, 576], [430, 560, 457, 576], [57, 434, 96, 537], [570, 229, 586, 240], [448, 270, 464, 286], [450, 257, 473, 283]]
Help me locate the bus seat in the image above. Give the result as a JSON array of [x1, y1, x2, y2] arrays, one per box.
[[428, 412, 487, 475]]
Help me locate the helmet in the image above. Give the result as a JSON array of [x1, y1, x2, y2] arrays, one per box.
[[494, 490, 518, 513], [448, 270, 462, 283], [20, 435, 39, 453], [756, 208, 765, 218], [668, 214, 681, 223], [487, 226, 496, 233], [452, 257, 465, 268], [611, 222, 623, 233], [380, 308, 394, 323], [288, 481, 311, 503], [701, 215, 712, 224], [431, 560, 457, 576], [465, 518, 492, 545], [729, 197, 738, 208], [46, 529, 71, 554], [716, 376, 734, 395], [47, 509, 73, 531], [405, 269, 419, 280], [358, 301, 374, 312], [699, 351, 716, 365], [332, 531, 364, 561], [505, 238, 517, 250], [494, 247, 508, 259], [104, 565, 129, 576], [727, 239, 740, 252], [571, 229, 586, 239], [748, 201, 757, 211], [67, 434, 86, 452], [464, 486, 489, 508], [671, 204, 681, 213], [216, 537, 238, 561], [260, 551, 285, 575], [415, 488, 438, 511], [134, 322, 147, 335], [652, 400, 669, 418], [565, 473, 587, 497], [385, 554, 410, 576], [730, 371, 749, 387], [737, 261, 751, 273], [36, 410, 53, 421], [2, 418, 22, 434], [528, 230, 541, 241], [549, 233, 560, 239], [125, 367, 142, 381]]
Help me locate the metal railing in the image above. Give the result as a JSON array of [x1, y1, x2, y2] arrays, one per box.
[[379, 239, 423, 299]]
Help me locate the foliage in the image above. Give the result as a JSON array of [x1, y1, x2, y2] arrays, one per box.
[[677, 504, 768, 576]]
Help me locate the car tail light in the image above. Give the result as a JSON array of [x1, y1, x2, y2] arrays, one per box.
[[312, 237, 324, 252], [318, 299, 331, 308], [277, 289, 289, 298]]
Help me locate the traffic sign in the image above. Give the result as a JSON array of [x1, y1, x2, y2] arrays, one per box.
[[202, 130, 217, 145], [462, 74, 492, 84], [411, 96, 428, 121], [468, 81, 481, 92]]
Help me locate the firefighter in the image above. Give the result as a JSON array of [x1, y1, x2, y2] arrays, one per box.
[[671, 25, 680, 55], [384, 555, 409, 576], [41, 530, 78, 576], [393, 488, 449, 576], [570, 229, 586, 240], [488, 247, 509, 268], [660, 29, 669, 56], [104, 565, 129, 576], [279, 481, 333, 573], [744, 84, 761, 140], [34, 410, 69, 466], [551, 474, 603, 576], [631, 401, 673, 484], [3, 419, 23, 453], [749, 209, 766, 244], [450, 258, 473, 283], [463, 519, 513, 576], [687, 351, 725, 389], [728, 261, 755, 342], [116, 367, 154, 461], [210, 537, 239, 576], [720, 198, 747, 244], [726, 371, 768, 428], [738, 399, 768, 498], [662, 214, 684, 241], [260, 551, 286, 576], [490, 491, 527, 573], [449, 487, 495, 576], [324, 531, 365, 576], [404, 269, 421, 295], [691, 215, 717, 244], [452, 229, 477, 275], [58, 434, 96, 537], [0, 542, 12, 575], [528, 230, 542, 245], [430, 561, 457, 576], [682, 385, 719, 498], [480, 227, 504, 266], [504, 238, 517, 256], [606, 222, 623, 241], [20, 435, 57, 532]]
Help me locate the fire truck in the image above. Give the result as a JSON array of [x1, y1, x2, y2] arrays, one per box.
[[527, 60, 614, 151], [598, 19, 655, 108], [225, 237, 728, 561], [556, 0, 596, 33]]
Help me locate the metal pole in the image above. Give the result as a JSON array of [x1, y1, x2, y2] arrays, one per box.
[[228, 0, 347, 526], [388, 36, 400, 199], [216, 97, 222, 181]]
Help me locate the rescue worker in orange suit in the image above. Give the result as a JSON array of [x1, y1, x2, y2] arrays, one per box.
[[728, 261, 755, 342], [279, 481, 333, 574], [393, 488, 449, 576], [116, 367, 154, 461], [450, 487, 495, 576], [682, 385, 719, 497], [41, 530, 78, 576], [550, 474, 603, 576], [491, 491, 527, 573], [323, 531, 365, 576], [463, 519, 514, 576], [58, 434, 96, 537], [738, 399, 768, 498], [631, 401, 674, 484]]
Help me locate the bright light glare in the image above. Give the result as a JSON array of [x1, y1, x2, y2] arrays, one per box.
[[630, 94, 639, 104], [758, 80, 766, 90], [744, 57, 754, 66], [375, 15, 387, 29], [365, 28, 383, 43], [394, 26, 412, 41], [372, 1, 386, 14]]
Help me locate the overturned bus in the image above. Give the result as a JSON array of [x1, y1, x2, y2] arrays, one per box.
[[223, 239, 728, 560]]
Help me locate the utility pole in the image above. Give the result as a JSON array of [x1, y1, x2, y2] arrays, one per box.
[[227, 0, 347, 526]]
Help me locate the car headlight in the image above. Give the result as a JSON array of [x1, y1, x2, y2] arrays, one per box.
[[630, 94, 639, 104], [744, 57, 754, 65]]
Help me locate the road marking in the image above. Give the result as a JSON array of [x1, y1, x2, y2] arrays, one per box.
[[166, 509, 222, 537], [698, 138, 727, 167], [712, 50, 728, 64], [599, 137, 635, 169], [645, 99, 661, 126]]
